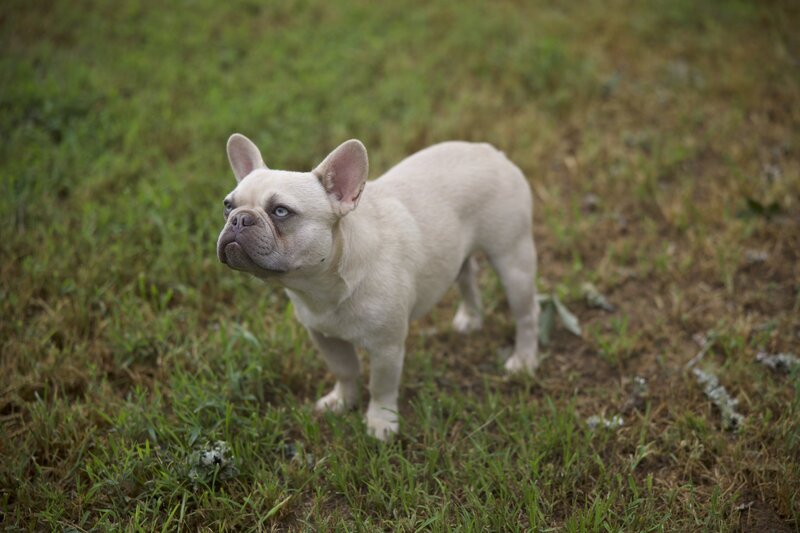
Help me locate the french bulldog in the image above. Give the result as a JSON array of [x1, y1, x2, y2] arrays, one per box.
[[217, 134, 539, 440]]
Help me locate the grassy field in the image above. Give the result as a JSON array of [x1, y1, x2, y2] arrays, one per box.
[[2, 0, 799, 530]]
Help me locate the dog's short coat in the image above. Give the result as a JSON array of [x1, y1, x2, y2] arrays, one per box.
[[217, 135, 539, 440]]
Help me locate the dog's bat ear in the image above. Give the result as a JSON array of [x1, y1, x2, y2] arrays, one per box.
[[313, 139, 368, 216], [227, 133, 267, 182]]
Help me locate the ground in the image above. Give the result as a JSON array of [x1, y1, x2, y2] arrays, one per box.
[[1, 0, 799, 530]]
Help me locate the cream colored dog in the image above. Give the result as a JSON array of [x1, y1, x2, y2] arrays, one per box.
[[217, 135, 539, 440]]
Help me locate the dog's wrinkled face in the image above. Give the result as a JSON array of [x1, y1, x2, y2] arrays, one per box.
[[216, 170, 336, 277], [217, 134, 368, 279]]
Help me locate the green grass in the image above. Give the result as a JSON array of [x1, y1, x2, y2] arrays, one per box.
[[2, 0, 799, 530]]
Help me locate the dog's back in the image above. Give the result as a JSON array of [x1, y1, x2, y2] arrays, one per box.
[[371, 141, 532, 243], [360, 141, 534, 320]]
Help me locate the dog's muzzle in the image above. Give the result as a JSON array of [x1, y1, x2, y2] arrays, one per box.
[[217, 209, 259, 266], [217, 209, 283, 274], [229, 211, 255, 234]]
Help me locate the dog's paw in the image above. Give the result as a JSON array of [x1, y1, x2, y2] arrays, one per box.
[[315, 391, 347, 414], [365, 407, 399, 441], [315, 388, 353, 414], [366, 416, 398, 441], [452, 307, 483, 334], [315, 381, 359, 414], [504, 352, 540, 375]]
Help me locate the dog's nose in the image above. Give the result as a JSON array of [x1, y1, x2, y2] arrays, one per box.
[[231, 211, 255, 229]]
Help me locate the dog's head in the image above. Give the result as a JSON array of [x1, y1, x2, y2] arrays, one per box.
[[216, 134, 368, 279]]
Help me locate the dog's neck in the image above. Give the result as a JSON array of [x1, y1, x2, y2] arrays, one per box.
[[279, 209, 378, 314]]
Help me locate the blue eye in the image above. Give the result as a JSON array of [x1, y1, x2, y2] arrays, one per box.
[[273, 206, 290, 218]]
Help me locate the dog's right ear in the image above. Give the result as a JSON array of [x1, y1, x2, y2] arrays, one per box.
[[227, 133, 267, 182], [313, 139, 369, 217]]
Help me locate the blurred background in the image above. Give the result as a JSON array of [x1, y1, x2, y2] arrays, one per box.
[[2, 0, 798, 529]]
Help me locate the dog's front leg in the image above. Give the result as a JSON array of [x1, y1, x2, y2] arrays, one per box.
[[364, 341, 405, 441], [309, 329, 360, 414]]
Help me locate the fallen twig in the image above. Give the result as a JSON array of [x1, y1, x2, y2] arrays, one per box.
[[693, 369, 744, 431], [756, 351, 800, 373]]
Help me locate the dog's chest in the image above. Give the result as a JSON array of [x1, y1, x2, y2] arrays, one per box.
[[287, 292, 364, 342]]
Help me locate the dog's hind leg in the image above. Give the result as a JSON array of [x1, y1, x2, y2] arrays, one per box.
[[489, 239, 540, 374], [452, 255, 483, 333]]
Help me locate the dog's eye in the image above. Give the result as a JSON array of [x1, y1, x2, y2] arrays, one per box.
[[272, 206, 291, 218], [223, 199, 233, 217]]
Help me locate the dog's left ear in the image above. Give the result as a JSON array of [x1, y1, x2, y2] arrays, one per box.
[[227, 133, 267, 182], [313, 139, 368, 216]]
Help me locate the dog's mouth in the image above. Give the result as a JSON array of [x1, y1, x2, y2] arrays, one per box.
[[220, 241, 255, 268], [218, 238, 287, 275]]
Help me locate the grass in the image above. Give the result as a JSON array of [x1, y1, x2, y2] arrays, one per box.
[[2, 0, 799, 530]]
